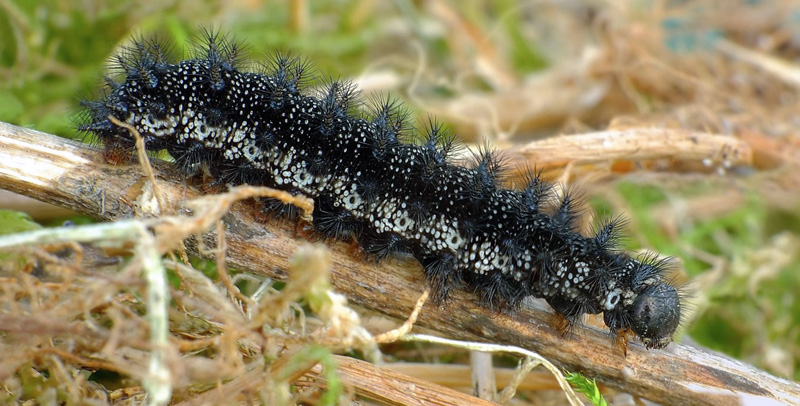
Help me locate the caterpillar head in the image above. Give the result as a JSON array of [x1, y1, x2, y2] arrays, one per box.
[[629, 282, 681, 349], [604, 258, 682, 349]]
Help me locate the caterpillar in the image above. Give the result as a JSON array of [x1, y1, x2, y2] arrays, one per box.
[[79, 30, 682, 350]]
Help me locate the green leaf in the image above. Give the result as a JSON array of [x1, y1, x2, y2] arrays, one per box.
[[565, 372, 608, 406]]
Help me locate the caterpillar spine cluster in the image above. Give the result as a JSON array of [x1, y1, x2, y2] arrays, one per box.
[[80, 30, 682, 350]]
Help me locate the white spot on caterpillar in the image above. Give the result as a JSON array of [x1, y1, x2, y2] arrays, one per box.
[[604, 288, 622, 310]]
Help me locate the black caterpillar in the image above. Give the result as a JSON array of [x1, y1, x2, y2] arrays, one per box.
[[79, 30, 681, 350]]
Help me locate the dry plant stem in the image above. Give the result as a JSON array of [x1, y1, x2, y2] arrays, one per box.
[[496, 356, 542, 404], [215, 220, 253, 308], [513, 128, 753, 167], [136, 223, 172, 406], [107, 115, 166, 213], [374, 289, 429, 343], [305, 355, 499, 406], [470, 350, 497, 401], [381, 363, 563, 392], [0, 122, 798, 405], [177, 349, 499, 406], [715, 38, 800, 89]]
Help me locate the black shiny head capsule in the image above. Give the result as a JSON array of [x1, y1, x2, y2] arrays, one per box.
[[630, 283, 681, 349], [602, 256, 682, 350]]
